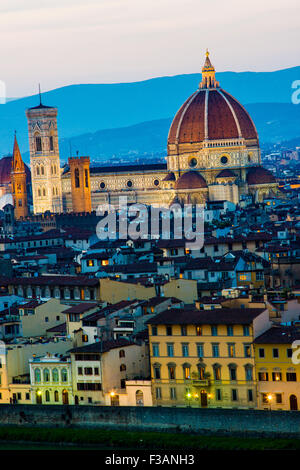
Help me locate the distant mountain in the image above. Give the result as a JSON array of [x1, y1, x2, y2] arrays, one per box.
[[50, 102, 300, 162], [1, 66, 300, 161]]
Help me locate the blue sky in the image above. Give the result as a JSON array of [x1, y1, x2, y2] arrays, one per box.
[[1, 0, 299, 97]]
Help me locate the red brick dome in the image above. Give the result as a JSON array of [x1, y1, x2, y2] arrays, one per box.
[[174, 171, 207, 190], [168, 88, 258, 146], [247, 167, 276, 185]]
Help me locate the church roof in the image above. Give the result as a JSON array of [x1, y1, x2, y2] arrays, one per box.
[[246, 167, 276, 185], [174, 171, 208, 190]]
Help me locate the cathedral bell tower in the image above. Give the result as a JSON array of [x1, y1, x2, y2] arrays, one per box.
[[68, 156, 92, 213], [11, 134, 28, 219], [25, 92, 62, 214]]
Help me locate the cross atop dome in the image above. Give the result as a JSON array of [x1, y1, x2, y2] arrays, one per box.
[[199, 50, 220, 89]]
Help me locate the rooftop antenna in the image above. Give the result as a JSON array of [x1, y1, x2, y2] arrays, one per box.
[[38, 83, 42, 106]]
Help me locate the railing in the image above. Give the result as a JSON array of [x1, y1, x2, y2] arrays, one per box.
[[191, 379, 210, 387]]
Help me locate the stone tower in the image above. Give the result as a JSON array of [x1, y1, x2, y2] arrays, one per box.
[[68, 156, 92, 213], [11, 134, 28, 219], [25, 96, 62, 214]]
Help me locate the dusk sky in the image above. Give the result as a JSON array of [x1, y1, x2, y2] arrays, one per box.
[[1, 0, 299, 97]]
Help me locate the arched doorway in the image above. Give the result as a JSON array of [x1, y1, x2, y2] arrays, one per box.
[[62, 390, 69, 405], [36, 391, 42, 404], [136, 390, 144, 406], [74, 395, 79, 405], [290, 394, 298, 410], [110, 394, 120, 406], [200, 390, 207, 407]]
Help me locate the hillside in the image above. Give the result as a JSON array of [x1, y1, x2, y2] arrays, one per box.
[[54, 101, 300, 162], [1, 66, 299, 160]]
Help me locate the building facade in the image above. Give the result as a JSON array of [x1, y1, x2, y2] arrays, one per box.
[[147, 307, 270, 408], [254, 325, 300, 411], [29, 353, 73, 405]]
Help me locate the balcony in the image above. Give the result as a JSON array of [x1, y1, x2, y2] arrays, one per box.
[[191, 379, 210, 387]]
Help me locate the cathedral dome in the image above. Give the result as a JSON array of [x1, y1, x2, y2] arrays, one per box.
[[246, 167, 276, 185], [168, 52, 258, 147], [0, 156, 31, 186], [174, 171, 207, 190]]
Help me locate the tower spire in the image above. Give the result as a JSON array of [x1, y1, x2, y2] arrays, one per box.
[[11, 133, 28, 219], [12, 133, 25, 172], [199, 50, 220, 89]]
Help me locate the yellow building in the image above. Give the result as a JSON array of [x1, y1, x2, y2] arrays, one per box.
[[29, 353, 73, 405], [147, 307, 270, 408], [19, 298, 70, 338], [99, 278, 197, 304], [254, 325, 300, 411], [0, 338, 73, 404]]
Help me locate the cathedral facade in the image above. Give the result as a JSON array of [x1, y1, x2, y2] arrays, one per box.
[[23, 52, 277, 215]]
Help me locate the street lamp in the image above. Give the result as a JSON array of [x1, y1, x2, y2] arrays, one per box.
[[186, 392, 191, 407]]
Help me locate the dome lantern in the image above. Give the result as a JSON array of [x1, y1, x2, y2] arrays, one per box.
[[199, 50, 220, 89]]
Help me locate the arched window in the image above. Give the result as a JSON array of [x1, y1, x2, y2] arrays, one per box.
[[42, 188, 46, 197], [51, 165, 53, 175], [119, 350, 125, 358], [228, 363, 237, 381], [85, 169, 89, 188], [153, 363, 161, 380], [35, 136, 42, 152], [26, 287, 32, 298], [52, 368, 59, 382], [37, 188, 41, 197], [41, 165, 45, 175], [245, 364, 253, 381], [45, 390, 50, 402], [136, 390, 144, 406], [54, 390, 59, 402], [183, 363, 191, 380], [49, 136, 54, 151], [168, 363, 176, 380], [43, 368, 50, 382], [197, 363, 206, 380], [213, 363, 222, 381], [34, 368, 41, 383], [75, 168, 80, 188], [36, 166, 40, 176], [61, 368, 68, 382], [120, 364, 126, 372]]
